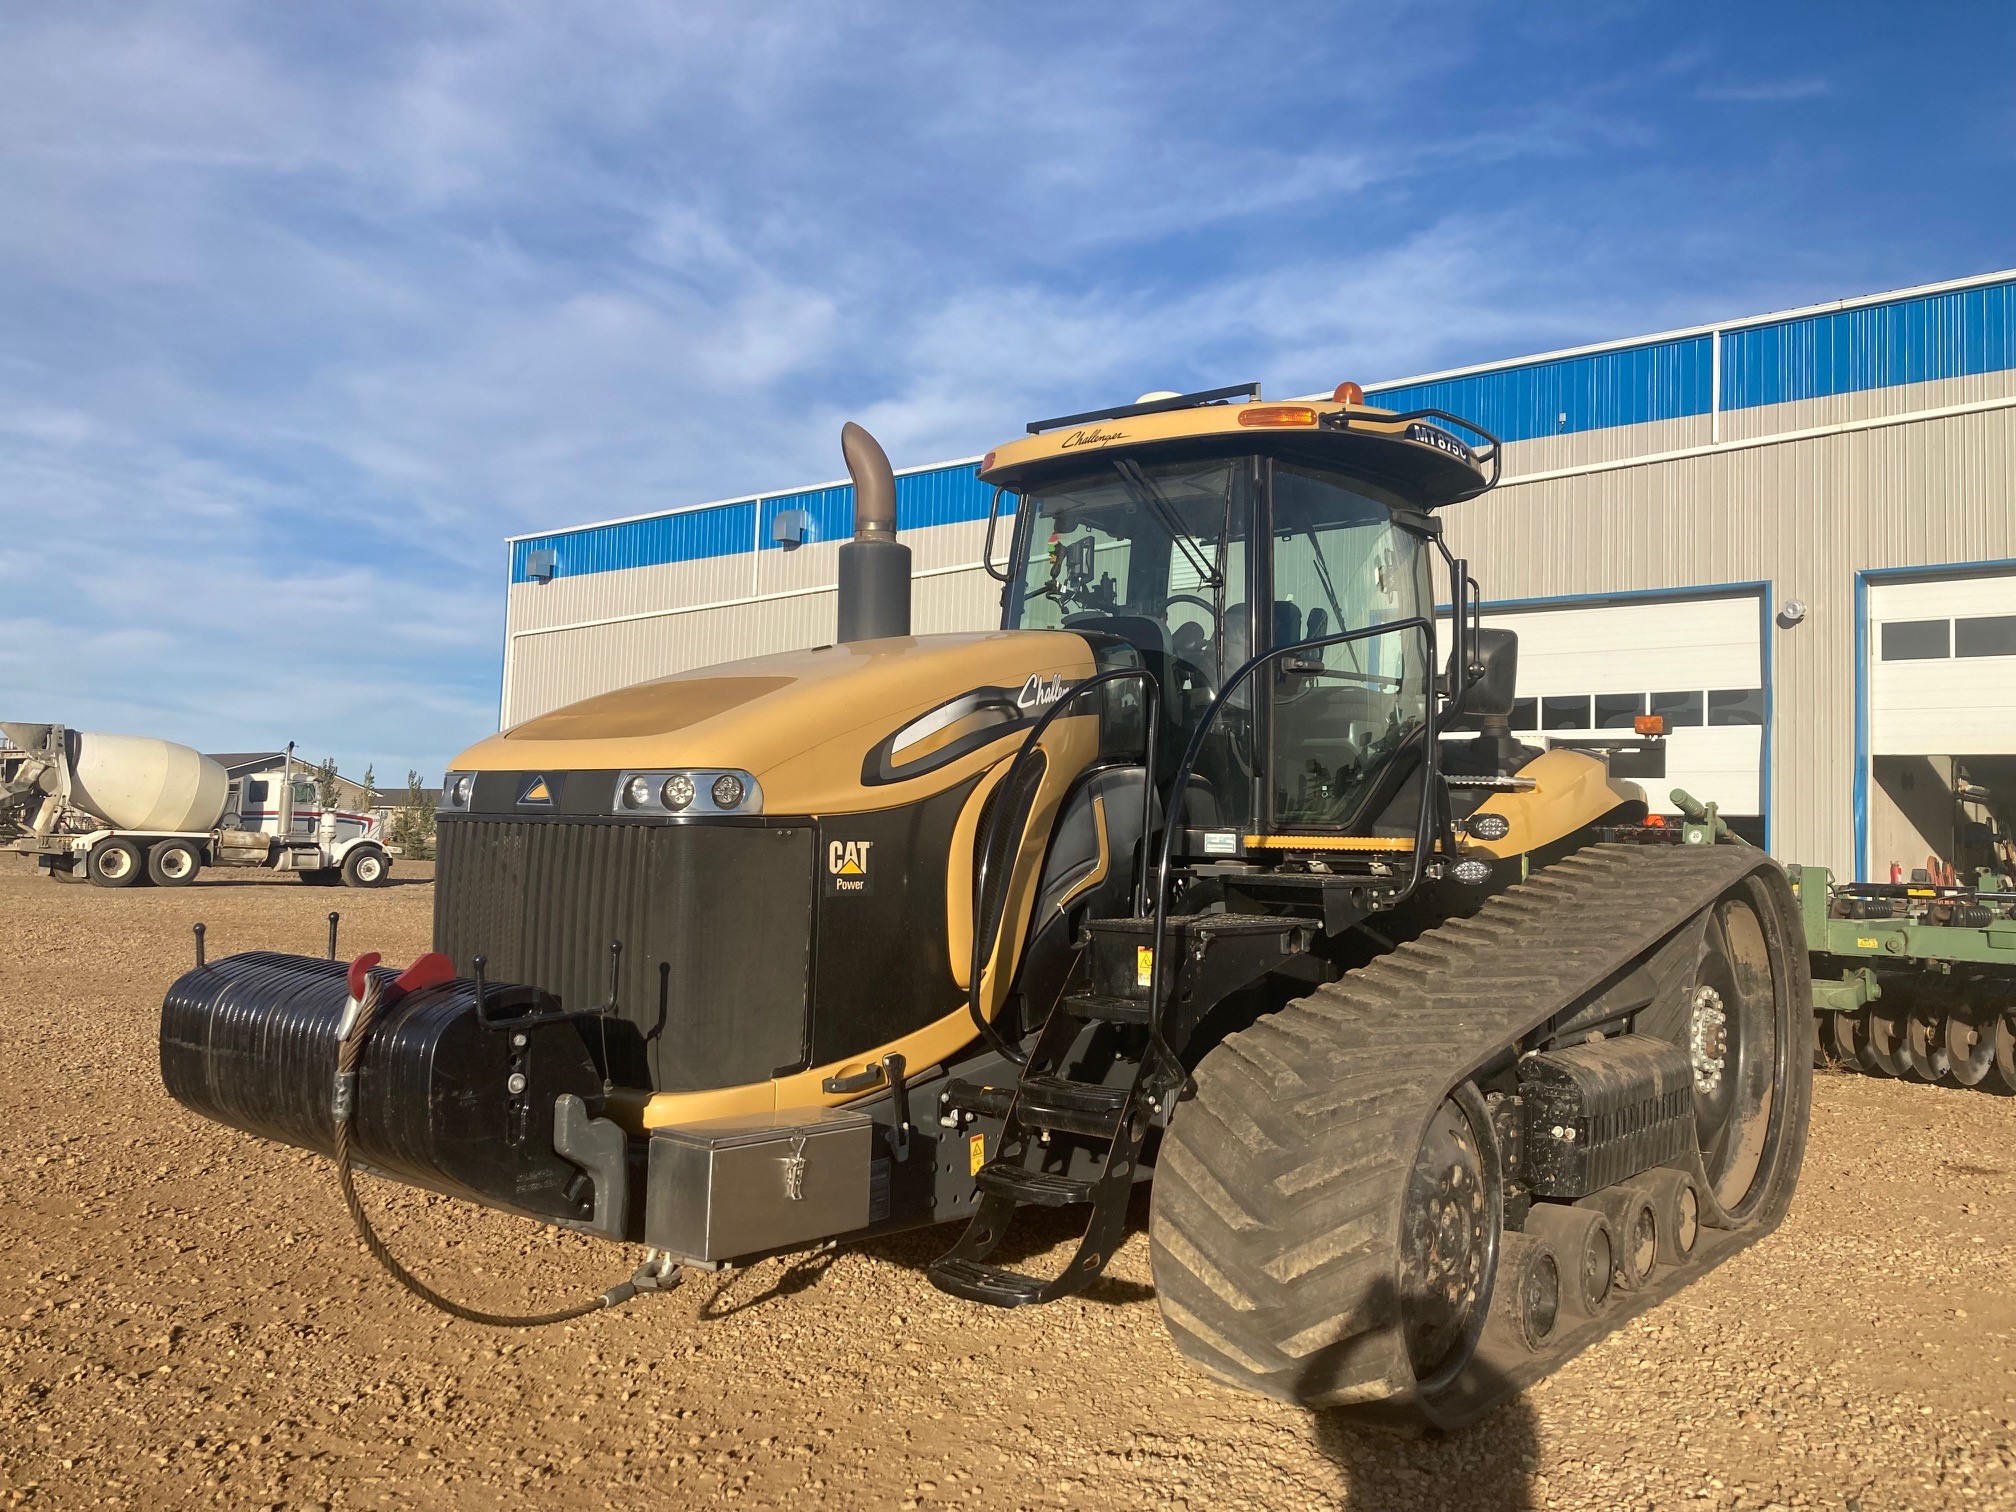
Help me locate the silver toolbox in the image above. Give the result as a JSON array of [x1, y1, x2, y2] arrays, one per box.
[[644, 1107, 874, 1262]]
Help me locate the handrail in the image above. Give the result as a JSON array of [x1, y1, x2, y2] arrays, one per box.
[[1146, 617, 1439, 1033], [965, 666, 1161, 1066], [1333, 406, 1504, 501]]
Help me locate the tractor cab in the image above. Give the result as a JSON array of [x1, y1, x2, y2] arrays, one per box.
[[979, 382, 1500, 880]]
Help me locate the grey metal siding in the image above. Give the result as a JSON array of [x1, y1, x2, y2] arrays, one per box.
[[1444, 403, 2016, 876]]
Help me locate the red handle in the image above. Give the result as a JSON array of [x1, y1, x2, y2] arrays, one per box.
[[346, 952, 382, 1001]]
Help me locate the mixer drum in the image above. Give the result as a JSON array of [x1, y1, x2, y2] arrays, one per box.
[[160, 952, 611, 1226]]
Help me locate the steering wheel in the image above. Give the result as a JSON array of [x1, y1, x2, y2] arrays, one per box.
[[1166, 593, 1220, 677]]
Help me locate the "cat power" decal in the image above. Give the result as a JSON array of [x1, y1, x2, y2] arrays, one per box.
[[827, 839, 874, 895]]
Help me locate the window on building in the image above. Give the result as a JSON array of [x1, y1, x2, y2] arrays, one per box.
[[1955, 614, 2016, 658], [1649, 690, 1704, 727], [1593, 693, 1648, 729], [1880, 619, 1950, 660], [1541, 695, 1590, 730], [1510, 698, 1538, 731], [1708, 688, 1765, 726]]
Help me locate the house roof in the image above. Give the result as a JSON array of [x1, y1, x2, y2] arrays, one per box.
[[205, 751, 288, 775]]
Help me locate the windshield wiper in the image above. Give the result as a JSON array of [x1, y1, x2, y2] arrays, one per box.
[[1113, 460, 1221, 590]]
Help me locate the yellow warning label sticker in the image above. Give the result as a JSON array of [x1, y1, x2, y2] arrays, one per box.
[[969, 1132, 986, 1176], [1136, 946, 1154, 989], [1856, 936, 1879, 949]]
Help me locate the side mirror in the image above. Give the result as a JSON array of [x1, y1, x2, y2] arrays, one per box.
[[1466, 629, 1519, 719]]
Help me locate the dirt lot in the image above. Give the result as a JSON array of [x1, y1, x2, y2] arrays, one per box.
[[3, 860, 2015, 1510]]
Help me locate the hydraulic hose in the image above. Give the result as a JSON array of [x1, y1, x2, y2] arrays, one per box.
[[331, 973, 677, 1327]]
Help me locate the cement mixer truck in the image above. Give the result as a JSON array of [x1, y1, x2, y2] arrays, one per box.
[[1, 724, 390, 889]]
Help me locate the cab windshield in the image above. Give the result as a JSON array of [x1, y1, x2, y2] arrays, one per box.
[[1004, 453, 1435, 838], [1006, 457, 1245, 693]]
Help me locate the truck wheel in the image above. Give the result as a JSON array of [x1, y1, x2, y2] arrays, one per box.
[[341, 847, 389, 888], [50, 860, 88, 884], [148, 840, 203, 887], [87, 838, 146, 888]]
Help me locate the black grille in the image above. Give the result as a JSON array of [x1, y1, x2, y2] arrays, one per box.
[[435, 817, 816, 1092]]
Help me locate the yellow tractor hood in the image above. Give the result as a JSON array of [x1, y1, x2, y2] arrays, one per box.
[[455, 630, 1098, 815]]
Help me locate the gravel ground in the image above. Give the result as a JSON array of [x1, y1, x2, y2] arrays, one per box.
[[3, 858, 2015, 1510]]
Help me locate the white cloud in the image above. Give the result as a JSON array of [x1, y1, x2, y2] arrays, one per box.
[[0, 4, 1907, 776]]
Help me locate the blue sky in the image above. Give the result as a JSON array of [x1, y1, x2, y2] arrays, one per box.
[[4, 2, 2011, 784]]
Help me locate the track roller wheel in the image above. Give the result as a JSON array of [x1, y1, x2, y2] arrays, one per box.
[[1486, 1233, 1559, 1353], [1523, 1204, 1611, 1318], [1577, 1185, 1659, 1291], [1633, 1168, 1701, 1264]]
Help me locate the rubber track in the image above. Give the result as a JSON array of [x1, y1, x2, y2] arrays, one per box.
[[1149, 843, 1795, 1424]]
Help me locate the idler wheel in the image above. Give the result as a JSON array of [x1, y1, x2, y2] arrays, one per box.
[[1396, 1087, 1502, 1393]]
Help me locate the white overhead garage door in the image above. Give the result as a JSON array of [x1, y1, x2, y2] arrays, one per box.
[[1867, 572, 2016, 755], [1472, 592, 1767, 818]]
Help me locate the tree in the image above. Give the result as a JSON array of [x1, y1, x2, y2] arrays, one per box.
[[359, 764, 376, 811], [315, 756, 340, 811], [390, 768, 436, 860]]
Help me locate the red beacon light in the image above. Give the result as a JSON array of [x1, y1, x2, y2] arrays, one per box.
[[1332, 381, 1366, 406]]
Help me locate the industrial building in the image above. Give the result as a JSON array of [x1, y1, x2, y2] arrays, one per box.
[[502, 270, 2016, 881]]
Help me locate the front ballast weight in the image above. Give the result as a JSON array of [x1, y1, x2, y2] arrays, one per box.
[[161, 938, 684, 1326]]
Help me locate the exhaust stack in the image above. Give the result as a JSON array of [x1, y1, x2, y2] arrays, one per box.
[[835, 422, 911, 643]]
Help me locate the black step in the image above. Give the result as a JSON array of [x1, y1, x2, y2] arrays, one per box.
[[927, 1256, 1047, 1307], [974, 1161, 1094, 1207], [1016, 1073, 1128, 1138], [1063, 991, 1154, 1025], [941, 1078, 1013, 1119]]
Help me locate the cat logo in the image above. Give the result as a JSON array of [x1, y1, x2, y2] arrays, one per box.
[[826, 839, 873, 895], [518, 774, 554, 808]]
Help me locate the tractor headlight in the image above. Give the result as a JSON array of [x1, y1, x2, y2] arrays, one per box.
[[439, 772, 475, 811], [1465, 812, 1511, 842], [611, 769, 762, 816]]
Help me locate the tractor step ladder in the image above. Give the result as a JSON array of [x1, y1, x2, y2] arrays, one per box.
[[928, 917, 1183, 1307]]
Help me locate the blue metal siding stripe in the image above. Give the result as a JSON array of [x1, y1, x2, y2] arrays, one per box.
[[753, 464, 997, 549], [1367, 336, 1712, 444], [511, 500, 756, 583], [508, 461, 1000, 580], [1722, 282, 2016, 410]]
